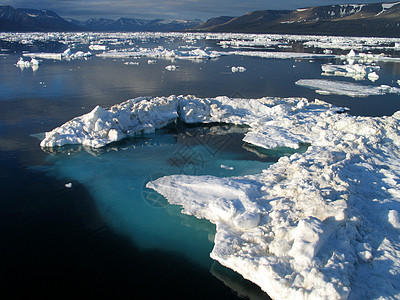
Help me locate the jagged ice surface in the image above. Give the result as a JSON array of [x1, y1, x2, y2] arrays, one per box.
[[41, 95, 400, 299]]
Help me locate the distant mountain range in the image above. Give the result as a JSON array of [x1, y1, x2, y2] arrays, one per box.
[[0, 5, 201, 32], [193, 1, 400, 37], [1, 2, 400, 37]]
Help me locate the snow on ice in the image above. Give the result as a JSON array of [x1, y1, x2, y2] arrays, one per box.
[[296, 79, 400, 97], [41, 95, 400, 299]]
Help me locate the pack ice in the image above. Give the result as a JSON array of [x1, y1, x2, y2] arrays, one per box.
[[41, 95, 400, 299]]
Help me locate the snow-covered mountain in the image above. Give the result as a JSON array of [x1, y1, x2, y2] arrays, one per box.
[[193, 1, 400, 37], [0, 5, 83, 31], [0, 4, 202, 32]]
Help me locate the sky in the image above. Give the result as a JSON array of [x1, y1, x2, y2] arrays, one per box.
[[3, 0, 386, 21]]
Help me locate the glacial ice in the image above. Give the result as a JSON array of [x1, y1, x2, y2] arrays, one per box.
[[41, 94, 400, 299]]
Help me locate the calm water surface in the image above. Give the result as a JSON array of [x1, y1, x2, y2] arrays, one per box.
[[1, 36, 400, 299]]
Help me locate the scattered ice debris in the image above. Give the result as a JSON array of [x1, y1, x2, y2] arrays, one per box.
[[342, 49, 400, 64], [147, 59, 157, 64], [231, 66, 246, 73], [321, 63, 380, 81], [296, 79, 400, 97], [65, 183, 72, 188], [165, 65, 178, 71]]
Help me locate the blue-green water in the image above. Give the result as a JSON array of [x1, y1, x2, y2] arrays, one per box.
[[38, 128, 273, 268]]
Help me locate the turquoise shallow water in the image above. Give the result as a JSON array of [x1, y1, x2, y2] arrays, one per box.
[[38, 125, 274, 269]]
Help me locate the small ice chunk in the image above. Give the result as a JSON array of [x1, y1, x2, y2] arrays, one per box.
[[231, 66, 246, 73], [65, 183, 72, 188], [165, 65, 178, 71], [368, 72, 379, 82], [221, 164, 234, 170], [89, 44, 108, 51]]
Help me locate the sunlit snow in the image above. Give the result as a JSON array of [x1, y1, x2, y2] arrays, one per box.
[[41, 94, 400, 299]]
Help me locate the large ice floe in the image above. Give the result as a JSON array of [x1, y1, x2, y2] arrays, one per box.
[[96, 46, 222, 60], [41, 95, 400, 299], [296, 79, 400, 97], [23, 48, 92, 61]]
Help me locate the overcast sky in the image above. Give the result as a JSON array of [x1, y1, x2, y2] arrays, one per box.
[[3, 0, 385, 20]]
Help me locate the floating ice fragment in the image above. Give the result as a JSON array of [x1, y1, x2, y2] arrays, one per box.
[[65, 183, 72, 188], [124, 61, 139, 65], [165, 65, 178, 71], [89, 44, 108, 51], [368, 72, 379, 82], [321, 63, 380, 80], [296, 79, 400, 97], [221, 164, 234, 170], [231, 66, 246, 73]]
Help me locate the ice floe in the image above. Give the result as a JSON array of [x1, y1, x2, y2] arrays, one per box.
[[296, 79, 400, 97], [97, 46, 222, 60], [23, 48, 92, 61], [232, 51, 335, 60], [144, 96, 400, 300], [40, 94, 400, 299]]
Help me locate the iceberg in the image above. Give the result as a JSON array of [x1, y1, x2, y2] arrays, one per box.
[[41, 94, 400, 299], [39, 90, 400, 299]]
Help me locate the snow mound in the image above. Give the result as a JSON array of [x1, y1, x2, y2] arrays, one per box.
[[40, 96, 179, 148]]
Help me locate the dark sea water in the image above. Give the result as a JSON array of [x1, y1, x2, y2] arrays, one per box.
[[1, 35, 400, 299]]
